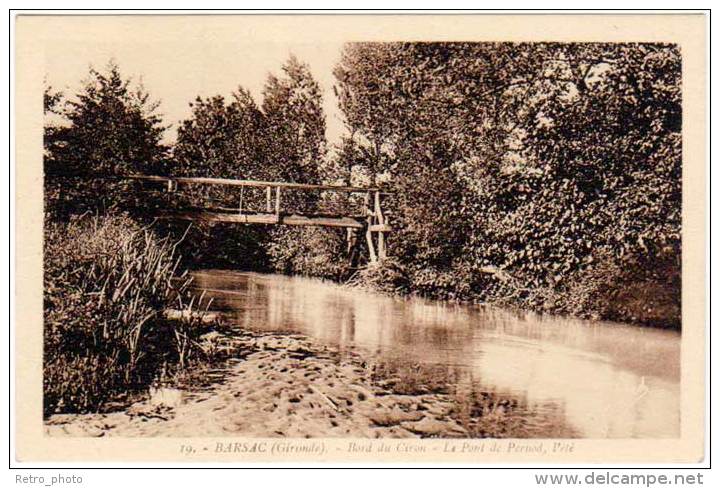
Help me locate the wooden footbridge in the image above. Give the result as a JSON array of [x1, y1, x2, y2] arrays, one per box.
[[125, 174, 392, 262]]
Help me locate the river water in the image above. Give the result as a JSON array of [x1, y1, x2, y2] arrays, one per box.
[[192, 270, 680, 439]]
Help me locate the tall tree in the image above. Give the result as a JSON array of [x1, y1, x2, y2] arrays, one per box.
[[174, 87, 266, 180], [260, 56, 337, 274], [168, 88, 273, 270], [333, 43, 401, 185], [49, 61, 167, 177], [45, 61, 168, 218], [262, 55, 326, 189]]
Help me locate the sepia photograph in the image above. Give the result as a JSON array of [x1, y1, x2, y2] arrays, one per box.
[[12, 12, 707, 465]]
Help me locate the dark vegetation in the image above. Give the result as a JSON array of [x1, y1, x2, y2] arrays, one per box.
[[44, 43, 681, 412], [331, 43, 681, 328], [43, 214, 211, 416]]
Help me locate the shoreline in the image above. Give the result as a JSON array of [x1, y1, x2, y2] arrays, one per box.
[[192, 267, 681, 331], [45, 324, 577, 439]]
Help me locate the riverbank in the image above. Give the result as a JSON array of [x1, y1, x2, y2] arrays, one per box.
[[344, 259, 681, 330], [45, 323, 577, 438]]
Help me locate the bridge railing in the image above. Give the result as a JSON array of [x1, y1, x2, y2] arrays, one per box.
[[126, 175, 378, 217], [124, 174, 386, 193]]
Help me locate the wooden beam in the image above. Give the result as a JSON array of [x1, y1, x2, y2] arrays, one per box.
[[346, 228, 355, 254], [124, 174, 389, 194], [158, 210, 367, 229], [195, 204, 366, 220], [368, 224, 392, 232], [374, 191, 384, 223], [274, 186, 281, 217], [374, 191, 386, 260], [366, 227, 377, 263], [365, 191, 377, 263]]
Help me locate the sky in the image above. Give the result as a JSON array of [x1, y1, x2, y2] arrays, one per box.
[[45, 39, 348, 146]]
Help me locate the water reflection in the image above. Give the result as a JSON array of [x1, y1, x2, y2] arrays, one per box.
[[192, 270, 680, 438]]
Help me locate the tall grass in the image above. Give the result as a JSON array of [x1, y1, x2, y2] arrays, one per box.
[[43, 214, 206, 416]]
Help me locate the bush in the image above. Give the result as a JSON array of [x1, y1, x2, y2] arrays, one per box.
[[157, 220, 271, 271], [43, 214, 205, 416], [267, 226, 353, 281], [346, 258, 410, 295], [560, 247, 681, 328]]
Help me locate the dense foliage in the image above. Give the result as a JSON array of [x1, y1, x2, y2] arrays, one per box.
[[43, 215, 207, 416], [333, 42, 681, 327], [44, 61, 168, 219]]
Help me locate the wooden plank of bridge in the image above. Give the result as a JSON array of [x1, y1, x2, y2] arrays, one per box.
[[160, 210, 366, 229]]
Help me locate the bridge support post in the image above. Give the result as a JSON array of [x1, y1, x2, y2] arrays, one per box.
[[364, 192, 377, 263], [346, 228, 356, 254], [274, 186, 281, 223], [365, 225, 377, 263], [374, 191, 387, 261]]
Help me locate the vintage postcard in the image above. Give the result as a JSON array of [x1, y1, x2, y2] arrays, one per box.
[[14, 13, 707, 463]]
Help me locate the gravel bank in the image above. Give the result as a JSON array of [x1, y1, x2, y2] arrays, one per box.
[[45, 329, 473, 438], [46, 326, 576, 438]]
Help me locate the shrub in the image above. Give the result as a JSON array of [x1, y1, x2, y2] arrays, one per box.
[[267, 226, 353, 281], [43, 214, 204, 416], [346, 258, 410, 295], [157, 220, 271, 271], [560, 247, 681, 328]]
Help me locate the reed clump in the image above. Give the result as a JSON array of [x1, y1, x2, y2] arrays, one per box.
[[43, 214, 208, 417]]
